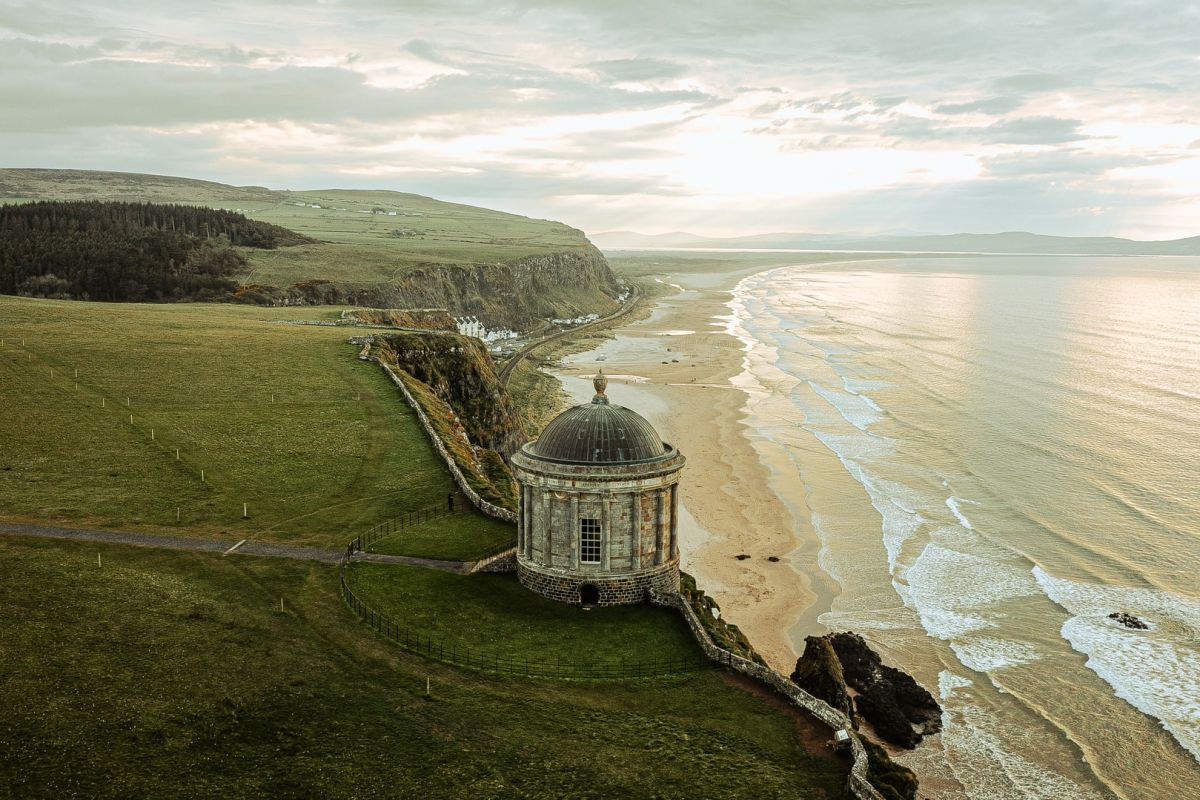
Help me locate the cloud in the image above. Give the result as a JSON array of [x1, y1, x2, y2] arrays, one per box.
[[586, 58, 688, 82], [981, 116, 1088, 145], [2, 0, 1200, 237], [935, 97, 1023, 115]]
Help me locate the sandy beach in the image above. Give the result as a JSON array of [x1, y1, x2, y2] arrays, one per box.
[[551, 268, 833, 671]]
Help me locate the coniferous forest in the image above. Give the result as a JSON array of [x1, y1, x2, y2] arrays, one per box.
[[0, 201, 313, 302]]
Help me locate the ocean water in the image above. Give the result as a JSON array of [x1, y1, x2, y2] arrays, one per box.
[[728, 256, 1200, 799]]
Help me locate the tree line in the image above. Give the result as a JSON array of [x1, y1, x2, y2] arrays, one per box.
[[0, 200, 313, 302]]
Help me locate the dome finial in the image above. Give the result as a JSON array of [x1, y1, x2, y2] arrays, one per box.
[[593, 369, 608, 403]]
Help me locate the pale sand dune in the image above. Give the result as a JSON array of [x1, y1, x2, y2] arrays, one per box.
[[551, 268, 827, 671]]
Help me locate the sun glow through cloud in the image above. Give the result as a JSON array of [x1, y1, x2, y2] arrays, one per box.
[[2, 1, 1199, 238]]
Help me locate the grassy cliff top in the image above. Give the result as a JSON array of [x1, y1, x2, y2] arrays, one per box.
[[0, 168, 593, 286]]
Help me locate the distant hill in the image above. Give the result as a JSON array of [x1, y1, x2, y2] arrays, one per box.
[[0, 169, 619, 325], [592, 229, 1200, 256]]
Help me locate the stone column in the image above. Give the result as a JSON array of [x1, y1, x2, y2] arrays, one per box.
[[630, 492, 641, 571], [570, 494, 580, 568], [601, 493, 611, 570], [541, 489, 552, 564], [654, 488, 666, 565], [669, 483, 679, 559]]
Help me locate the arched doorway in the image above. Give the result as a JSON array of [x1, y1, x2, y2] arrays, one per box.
[[580, 583, 600, 605]]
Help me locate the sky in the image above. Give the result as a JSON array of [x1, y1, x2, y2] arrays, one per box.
[[3, 1, 1199, 238]]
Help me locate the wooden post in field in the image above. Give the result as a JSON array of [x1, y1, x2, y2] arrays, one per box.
[[97, 553, 101, 568], [50, 369, 54, 378], [242, 502, 248, 519], [129, 414, 133, 424], [426, 677, 431, 698], [126, 397, 130, 407], [74, 368, 78, 377], [151, 429, 155, 440], [175, 448, 180, 460], [201, 469, 205, 482], [176, 507, 180, 522], [280, 597, 284, 612], [102, 397, 105, 408]]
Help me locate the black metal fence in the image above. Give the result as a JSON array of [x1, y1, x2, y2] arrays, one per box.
[[338, 569, 709, 679], [345, 504, 456, 558], [338, 505, 710, 679]]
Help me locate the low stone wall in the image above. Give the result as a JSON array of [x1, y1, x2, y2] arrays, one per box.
[[519, 561, 678, 605], [651, 591, 885, 800], [356, 337, 517, 525], [470, 548, 517, 573]]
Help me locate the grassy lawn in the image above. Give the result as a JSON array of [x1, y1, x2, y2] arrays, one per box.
[[346, 562, 703, 666], [0, 296, 452, 546], [0, 536, 849, 799], [368, 511, 515, 561]]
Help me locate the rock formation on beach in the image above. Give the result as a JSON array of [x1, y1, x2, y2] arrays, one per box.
[[791, 632, 943, 749], [1108, 611, 1150, 630]]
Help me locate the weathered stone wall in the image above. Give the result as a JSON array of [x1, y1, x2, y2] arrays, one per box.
[[470, 549, 517, 573], [355, 337, 517, 525], [651, 591, 886, 800], [518, 561, 678, 605]]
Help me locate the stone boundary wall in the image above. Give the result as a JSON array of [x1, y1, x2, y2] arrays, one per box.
[[355, 337, 518, 525], [469, 548, 517, 573], [650, 591, 885, 800]]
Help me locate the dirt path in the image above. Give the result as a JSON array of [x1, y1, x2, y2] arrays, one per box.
[[0, 521, 470, 572]]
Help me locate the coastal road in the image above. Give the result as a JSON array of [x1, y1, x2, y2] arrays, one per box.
[[496, 283, 642, 386]]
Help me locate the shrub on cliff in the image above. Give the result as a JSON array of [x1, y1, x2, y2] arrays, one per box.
[[863, 740, 919, 800]]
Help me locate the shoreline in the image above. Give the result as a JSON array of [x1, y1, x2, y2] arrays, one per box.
[[549, 265, 834, 671]]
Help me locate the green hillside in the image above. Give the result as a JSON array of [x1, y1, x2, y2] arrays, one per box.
[[0, 295, 452, 546], [0, 168, 592, 288]]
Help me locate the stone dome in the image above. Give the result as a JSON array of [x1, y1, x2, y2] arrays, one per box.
[[528, 372, 669, 464]]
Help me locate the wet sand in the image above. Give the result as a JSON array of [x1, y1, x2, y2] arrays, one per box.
[[551, 270, 834, 671]]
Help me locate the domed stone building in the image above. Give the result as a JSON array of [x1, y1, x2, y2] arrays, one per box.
[[510, 372, 685, 605]]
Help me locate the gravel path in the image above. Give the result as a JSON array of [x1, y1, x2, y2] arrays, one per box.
[[0, 522, 470, 572]]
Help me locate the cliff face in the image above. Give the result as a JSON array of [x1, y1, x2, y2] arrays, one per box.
[[243, 246, 620, 331], [378, 333, 525, 455]]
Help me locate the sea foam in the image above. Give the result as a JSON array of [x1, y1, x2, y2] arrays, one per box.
[[1033, 567, 1200, 762]]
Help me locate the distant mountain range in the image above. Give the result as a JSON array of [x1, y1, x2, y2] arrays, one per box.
[[591, 230, 1200, 256]]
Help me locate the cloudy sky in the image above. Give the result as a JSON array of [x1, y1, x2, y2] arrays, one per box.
[[3, 1, 1199, 238]]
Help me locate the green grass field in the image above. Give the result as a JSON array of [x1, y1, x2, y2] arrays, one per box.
[[0, 295, 455, 547], [0, 536, 849, 799], [367, 512, 515, 561], [347, 563, 701, 665], [0, 169, 593, 287]]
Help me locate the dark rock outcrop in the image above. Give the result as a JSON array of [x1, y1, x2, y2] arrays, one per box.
[[791, 632, 943, 749], [829, 632, 942, 748], [1108, 612, 1149, 630], [791, 636, 856, 723]]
